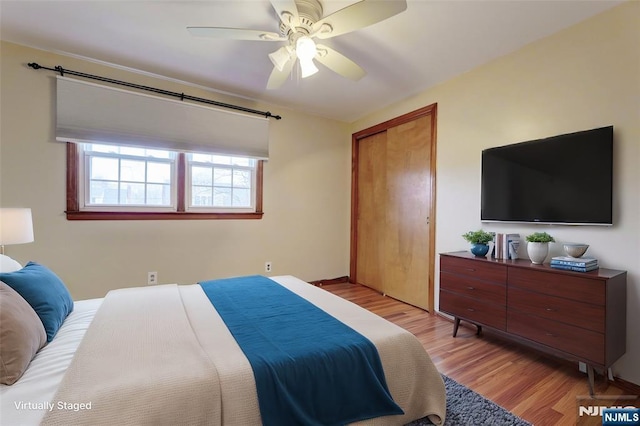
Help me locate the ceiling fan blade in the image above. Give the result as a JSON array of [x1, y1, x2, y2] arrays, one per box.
[[312, 0, 407, 40], [187, 27, 285, 41], [266, 57, 295, 89], [315, 44, 366, 81], [270, 0, 300, 29]]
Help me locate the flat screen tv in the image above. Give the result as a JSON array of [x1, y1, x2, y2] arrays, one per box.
[[481, 126, 613, 225]]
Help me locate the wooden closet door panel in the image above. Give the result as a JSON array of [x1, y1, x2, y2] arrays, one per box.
[[383, 117, 432, 309], [351, 104, 437, 312], [356, 131, 387, 292]]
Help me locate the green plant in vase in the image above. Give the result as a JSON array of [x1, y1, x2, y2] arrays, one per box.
[[525, 232, 555, 264], [462, 230, 494, 257]]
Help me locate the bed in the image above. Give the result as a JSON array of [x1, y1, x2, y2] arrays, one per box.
[[1, 273, 446, 426]]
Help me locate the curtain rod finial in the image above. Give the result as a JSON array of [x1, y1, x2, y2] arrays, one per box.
[[28, 62, 41, 69]]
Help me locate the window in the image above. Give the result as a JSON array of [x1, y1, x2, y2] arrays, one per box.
[[187, 154, 257, 212], [82, 144, 176, 210], [66, 143, 263, 220]]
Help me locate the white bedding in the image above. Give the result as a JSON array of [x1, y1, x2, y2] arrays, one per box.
[[0, 276, 445, 425], [0, 298, 102, 425]]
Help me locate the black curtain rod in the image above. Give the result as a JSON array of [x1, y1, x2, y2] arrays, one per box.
[[27, 62, 282, 120]]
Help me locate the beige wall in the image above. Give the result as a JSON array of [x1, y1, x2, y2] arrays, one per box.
[[353, 2, 640, 384], [0, 42, 352, 300]]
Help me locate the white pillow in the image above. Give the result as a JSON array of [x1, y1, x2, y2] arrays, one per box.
[[0, 255, 22, 273]]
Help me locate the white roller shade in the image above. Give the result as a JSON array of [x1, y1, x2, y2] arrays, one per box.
[[56, 76, 270, 159]]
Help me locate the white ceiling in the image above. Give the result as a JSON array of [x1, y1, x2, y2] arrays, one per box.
[[0, 0, 622, 122]]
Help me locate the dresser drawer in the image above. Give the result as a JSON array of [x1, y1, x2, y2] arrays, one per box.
[[441, 271, 506, 305], [507, 311, 604, 364], [441, 256, 507, 283], [508, 268, 604, 305], [508, 287, 605, 333], [440, 290, 506, 331]]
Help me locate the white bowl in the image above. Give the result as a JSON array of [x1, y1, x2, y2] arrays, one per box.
[[564, 243, 589, 258]]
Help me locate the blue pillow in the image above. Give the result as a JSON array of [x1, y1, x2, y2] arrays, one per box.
[[0, 262, 74, 342]]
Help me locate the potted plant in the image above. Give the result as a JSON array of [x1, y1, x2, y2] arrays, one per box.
[[525, 232, 555, 264], [462, 230, 494, 257]]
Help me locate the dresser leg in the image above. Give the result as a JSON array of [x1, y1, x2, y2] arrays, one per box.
[[476, 325, 483, 336], [453, 317, 460, 337], [587, 365, 595, 397]]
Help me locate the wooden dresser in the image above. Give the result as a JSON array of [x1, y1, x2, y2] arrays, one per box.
[[439, 251, 627, 394]]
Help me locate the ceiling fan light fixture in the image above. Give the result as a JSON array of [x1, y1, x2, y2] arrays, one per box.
[[296, 36, 318, 78], [299, 57, 319, 78], [296, 36, 316, 60], [268, 46, 291, 72]]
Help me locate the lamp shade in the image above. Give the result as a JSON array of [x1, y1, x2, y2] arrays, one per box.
[[269, 46, 292, 72], [0, 208, 34, 246], [296, 36, 319, 78]]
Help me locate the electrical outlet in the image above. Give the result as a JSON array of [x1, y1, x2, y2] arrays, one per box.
[[147, 271, 158, 285], [265, 262, 272, 273]]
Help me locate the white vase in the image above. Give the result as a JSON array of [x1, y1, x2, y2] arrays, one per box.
[[527, 242, 549, 264]]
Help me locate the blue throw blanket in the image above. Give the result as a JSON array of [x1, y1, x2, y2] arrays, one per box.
[[199, 275, 403, 426]]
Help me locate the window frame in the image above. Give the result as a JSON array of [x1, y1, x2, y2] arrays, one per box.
[[66, 143, 264, 220]]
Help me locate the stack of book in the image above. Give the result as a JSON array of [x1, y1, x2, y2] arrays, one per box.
[[493, 233, 520, 260], [550, 256, 599, 272]]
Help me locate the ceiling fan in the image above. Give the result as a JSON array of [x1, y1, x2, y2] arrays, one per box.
[[187, 0, 407, 89]]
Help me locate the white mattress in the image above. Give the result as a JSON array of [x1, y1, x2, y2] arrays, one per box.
[[0, 298, 103, 425]]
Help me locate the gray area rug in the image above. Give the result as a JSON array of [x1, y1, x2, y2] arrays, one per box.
[[406, 375, 532, 426]]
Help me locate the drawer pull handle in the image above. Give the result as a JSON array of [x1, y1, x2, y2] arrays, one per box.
[[467, 308, 475, 312], [545, 308, 555, 312], [464, 268, 476, 272], [466, 286, 475, 290], [545, 332, 556, 337]]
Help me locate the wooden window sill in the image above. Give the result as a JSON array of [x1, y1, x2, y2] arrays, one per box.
[[65, 211, 264, 221]]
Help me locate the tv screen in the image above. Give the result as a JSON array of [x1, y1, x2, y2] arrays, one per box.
[[481, 126, 613, 225]]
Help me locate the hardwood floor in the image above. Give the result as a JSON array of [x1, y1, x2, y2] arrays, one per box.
[[321, 282, 639, 426]]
